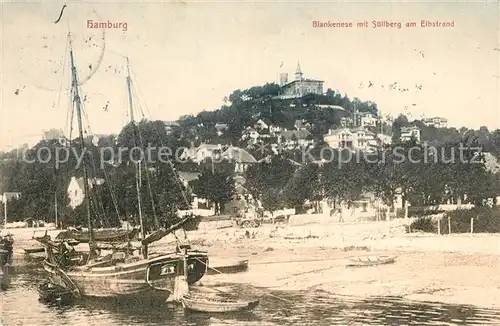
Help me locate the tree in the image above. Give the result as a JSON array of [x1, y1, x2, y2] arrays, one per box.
[[189, 169, 235, 215], [283, 163, 322, 212], [245, 156, 298, 217]]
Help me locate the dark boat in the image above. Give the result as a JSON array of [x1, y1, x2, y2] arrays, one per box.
[[24, 247, 46, 254], [55, 228, 139, 242], [181, 292, 259, 313], [207, 259, 248, 275], [35, 217, 209, 298]]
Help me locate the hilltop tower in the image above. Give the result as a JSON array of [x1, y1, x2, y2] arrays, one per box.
[[295, 62, 303, 81]]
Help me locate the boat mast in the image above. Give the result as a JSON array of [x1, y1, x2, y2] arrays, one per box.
[[126, 57, 145, 248], [69, 34, 94, 248], [54, 191, 58, 229], [125, 58, 159, 231]]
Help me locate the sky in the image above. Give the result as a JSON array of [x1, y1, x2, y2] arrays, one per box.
[[1, 0, 499, 150]]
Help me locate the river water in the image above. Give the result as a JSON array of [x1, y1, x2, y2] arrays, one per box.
[[2, 259, 500, 326]]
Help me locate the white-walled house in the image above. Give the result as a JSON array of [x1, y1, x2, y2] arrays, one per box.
[[357, 111, 378, 127], [422, 117, 448, 128], [254, 119, 269, 131], [1, 192, 21, 203], [323, 127, 373, 150], [178, 143, 223, 163], [279, 130, 314, 149], [67, 176, 105, 209], [221, 146, 257, 173], [400, 126, 421, 143]]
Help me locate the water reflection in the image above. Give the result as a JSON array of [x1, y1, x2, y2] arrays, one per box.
[[2, 269, 500, 325]]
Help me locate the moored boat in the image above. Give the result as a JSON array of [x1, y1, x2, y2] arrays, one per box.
[[34, 7, 209, 302], [23, 247, 46, 255], [36, 217, 209, 298], [181, 292, 259, 313], [346, 254, 397, 267], [207, 259, 248, 275], [56, 228, 139, 243]]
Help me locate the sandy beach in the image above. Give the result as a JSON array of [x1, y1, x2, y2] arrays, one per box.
[[6, 220, 500, 309]]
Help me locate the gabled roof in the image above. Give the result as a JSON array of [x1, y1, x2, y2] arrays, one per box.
[[326, 128, 352, 136], [197, 143, 222, 151], [235, 183, 249, 194], [1, 192, 21, 203], [72, 177, 105, 191], [222, 146, 257, 163], [358, 111, 377, 117], [177, 171, 201, 183], [283, 78, 324, 87], [280, 130, 311, 141], [401, 125, 420, 132]]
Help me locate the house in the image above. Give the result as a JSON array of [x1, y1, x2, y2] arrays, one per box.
[[241, 127, 260, 144], [221, 146, 257, 173], [1, 192, 21, 203], [164, 121, 180, 135], [177, 171, 201, 188], [42, 129, 65, 141], [275, 62, 324, 99], [324, 128, 353, 149], [316, 104, 345, 111], [214, 123, 228, 136], [279, 130, 314, 149], [269, 125, 285, 136], [377, 134, 392, 146], [357, 111, 378, 127], [363, 130, 379, 152], [422, 117, 448, 128], [340, 116, 353, 127], [177, 171, 202, 208], [179, 143, 223, 163], [294, 119, 311, 130], [400, 126, 421, 143], [67, 176, 105, 209], [254, 119, 269, 131]]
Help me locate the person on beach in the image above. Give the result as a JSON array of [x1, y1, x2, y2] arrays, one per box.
[[2, 232, 14, 264]]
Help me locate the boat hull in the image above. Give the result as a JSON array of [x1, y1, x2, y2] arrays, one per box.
[[346, 254, 397, 267], [206, 259, 248, 275], [181, 295, 259, 313], [42, 251, 209, 298], [56, 228, 139, 243]]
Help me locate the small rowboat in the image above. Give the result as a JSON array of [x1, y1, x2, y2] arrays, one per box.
[[24, 247, 46, 254], [346, 254, 397, 267], [181, 293, 259, 313]]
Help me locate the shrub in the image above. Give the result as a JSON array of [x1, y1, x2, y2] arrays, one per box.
[[409, 217, 437, 233], [442, 206, 500, 233]]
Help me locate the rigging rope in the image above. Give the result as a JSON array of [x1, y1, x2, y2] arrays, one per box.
[[56, 34, 69, 115], [129, 64, 192, 210], [193, 257, 292, 303], [77, 86, 110, 226]]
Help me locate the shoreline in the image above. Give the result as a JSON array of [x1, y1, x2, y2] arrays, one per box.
[[5, 223, 500, 309]]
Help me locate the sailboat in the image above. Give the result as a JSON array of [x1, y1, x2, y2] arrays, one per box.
[[35, 30, 209, 300]]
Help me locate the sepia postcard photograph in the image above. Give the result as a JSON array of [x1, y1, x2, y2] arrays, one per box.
[[0, 0, 499, 325]]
